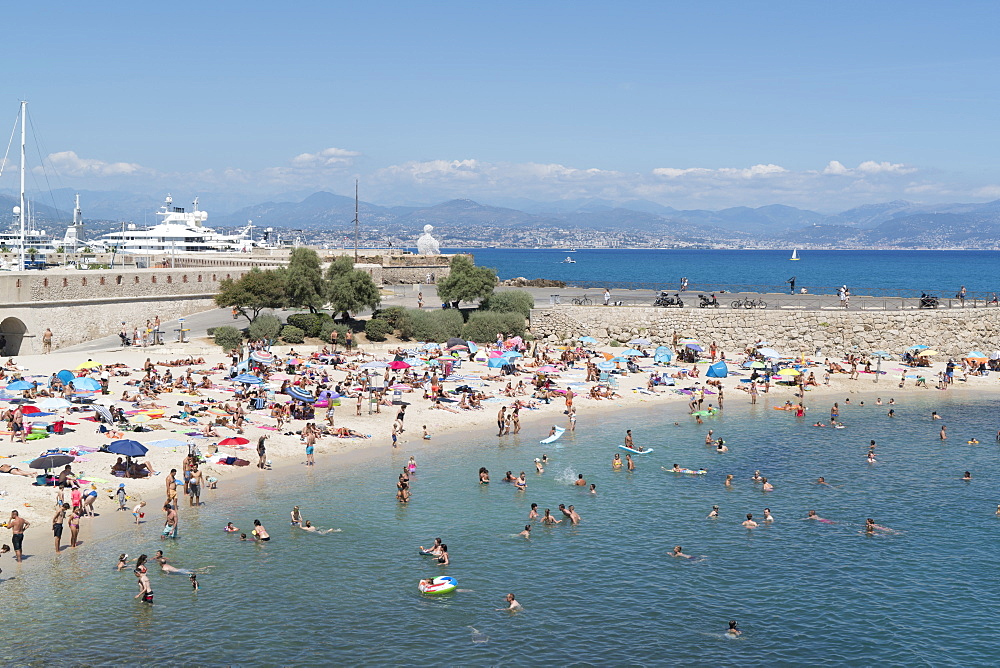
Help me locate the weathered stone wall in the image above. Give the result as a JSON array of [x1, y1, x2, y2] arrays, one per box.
[[0, 268, 252, 304], [529, 306, 1000, 358]]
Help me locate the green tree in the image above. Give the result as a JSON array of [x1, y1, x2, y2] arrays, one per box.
[[213, 325, 243, 352], [56, 246, 65, 254], [436, 255, 496, 305], [285, 247, 326, 313], [27, 247, 38, 262], [325, 260, 381, 320], [481, 290, 534, 317], [248, 312, 283, 342], [214, 267, 286, 322]]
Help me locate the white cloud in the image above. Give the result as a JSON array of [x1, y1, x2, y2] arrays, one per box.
[[823, 160, 916, 176], [289, 147, 360, 168], [39, 150, 149, 177]]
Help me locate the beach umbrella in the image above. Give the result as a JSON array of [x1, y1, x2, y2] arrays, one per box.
[[917, 350, 939, 356], [92, 404, 114, 423], [360, 361, 388, 369], [131, 414, 152, 423], [249, 350, 275, 364], [537, 365, 560, 373], [70, 377, 101, 391], [597, 361, 616, 370], [29, 454, 75, 470], [421, 342, 440, 350], [286, 359, 302, 366], [287, 386, 317, 403], [446, 337, 466, 349], [404, 357, 426, 367], [777, 368, 801, 376], [747, 361, 767, 369], [758, 348, 781, 359], [75, 361, 101, 370], [388, 360, 411, 370], [502, 351, 523, 359], [685, 343, 704, 352], [219, 437, 250, 446], [965, 351, 986, 359], [653, 346, 673, 364], [108, 439, 149, 457], [233, 374, 263, 385], [872, 351, 893, 358], [627, 338, 651, 346], [579, 336, 598, 344], [621, 349, 643, 357], [56, 370, 75, 385], [487, 357, 506, 369], [39, 397, 71, 410], [467, 341, 479, 353], [5, 380, 34, 391], [269, 373, 292, 381]]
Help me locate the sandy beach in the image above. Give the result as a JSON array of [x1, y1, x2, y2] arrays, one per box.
[[1, 318, 996, 570]]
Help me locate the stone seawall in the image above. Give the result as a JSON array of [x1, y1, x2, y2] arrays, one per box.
[[529, 306, 1000, 357]]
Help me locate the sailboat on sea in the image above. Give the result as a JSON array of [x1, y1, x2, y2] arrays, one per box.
[[790, 249, 800, 261]]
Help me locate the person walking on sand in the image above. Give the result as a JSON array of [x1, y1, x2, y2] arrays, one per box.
[[42, 327, 53, 354]]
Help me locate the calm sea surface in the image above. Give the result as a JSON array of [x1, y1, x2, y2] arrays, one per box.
[[449, 248, 1000, 295], [3, 390, 999, 666]]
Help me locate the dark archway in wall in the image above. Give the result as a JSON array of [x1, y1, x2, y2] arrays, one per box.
[[0, 317, 27, 356]]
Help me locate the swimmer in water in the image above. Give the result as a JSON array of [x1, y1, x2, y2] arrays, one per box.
[[707, 505, 719, 518], [763, 508, 774, 522], [761, 477, 773, 492], [541, 454, 549, 465], [518, 524, 531, 539], [813, 421, 826, 427], [420, 538, 443, 556], [299, 520, 338, 534], [962, 471, 972, 480], [727, 620, 742, 637], [932, 411, 941, 420], [742, 513, 758, 529], [995, 504, 1000, 516], [574, 474, 586, 486], [589, 483, 597, 494], [528, 503, 538, 520], [626, 454, 635, 471], [865, 518, 895, 533], [224, 522, 238, 533], [498, 593, 522, 611], [817, 477, 831, 486], [752, 470, 762, 482], [479, 467, 490, 484], [716, 440, 728, 453], [867, 452, 877, 463], [534, 458, 544, 474], [725, 474, 734, 487], [116, 553, 129, 571], [541, 509, 561, 524], [705, 430, 714, 445], [671, 545, 693, 559], [887, 409, 895, 418], [189, 574, 199, 590], [612, 453, 622, 469], [252, 519, 270, 541], [805, 510, 834, 523]]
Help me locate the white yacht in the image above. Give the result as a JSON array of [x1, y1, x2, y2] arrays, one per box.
[[97, 195, 273, 253], [562, 255, 577, 263]]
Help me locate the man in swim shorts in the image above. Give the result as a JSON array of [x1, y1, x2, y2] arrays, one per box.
[[162, 503, 178, 539], [8, 510, 29, 562], [189, 465, 203, 506], [53, 503, 69, 553]]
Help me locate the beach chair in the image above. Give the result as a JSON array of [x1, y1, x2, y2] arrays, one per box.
[[599, 371, 610, 383], [608, 375, 619, 390], [392, 389, 403, 404]]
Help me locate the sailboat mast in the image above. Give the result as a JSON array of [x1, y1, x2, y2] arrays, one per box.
[[19, 100, 26, 271], [353, 179, 359, 263]]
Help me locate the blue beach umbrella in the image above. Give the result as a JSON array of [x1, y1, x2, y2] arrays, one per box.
[[621, 349, 643, 357], [597, 361, 616, 370], [70, 377, 101, 391], [653, 346, 672, 364], [502, 351, 523, 359], [5, 380, 34, 391], [287, 386, 316, 403], [467, 341, 479, 353], [685, 344, 704, 352], [907, 345, 929, 351], [55, 370, 75, 385], [487, 357, 506, 369], [579, 336, 598, 344], [108, 439, 149, 457], [233, 374, 263, 385], [627, 338, 651, 346]]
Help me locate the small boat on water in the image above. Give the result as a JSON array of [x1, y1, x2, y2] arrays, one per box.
[[790, 249, 800, 261], [562, 256, 577, 264]]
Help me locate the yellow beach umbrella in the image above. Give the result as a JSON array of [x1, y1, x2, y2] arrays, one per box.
[[917, 350, 939, 356], [76, 360, 101, 370], [777, 368, 801, 376]]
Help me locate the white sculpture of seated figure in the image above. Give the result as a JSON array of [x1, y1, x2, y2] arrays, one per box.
[[417, 224, 440, 255]]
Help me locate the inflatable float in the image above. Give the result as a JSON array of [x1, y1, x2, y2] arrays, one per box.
[[661, 466, 707, 475], [540, 427, 566, 444], [418, 576, 457, 595], [619, 445, 654, 454]]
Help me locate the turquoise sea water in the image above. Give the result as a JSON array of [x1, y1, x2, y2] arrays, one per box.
[[449, 248, 1000, 296], [3, 389, 1000, 665]]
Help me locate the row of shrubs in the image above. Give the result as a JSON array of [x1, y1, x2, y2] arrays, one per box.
[[214, 290, 533, 350]]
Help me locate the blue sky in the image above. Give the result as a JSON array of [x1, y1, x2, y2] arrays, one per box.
[[4, 1, 1000, 211]]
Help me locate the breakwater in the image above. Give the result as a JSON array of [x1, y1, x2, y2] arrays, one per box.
[[529, 305, 1000, 357]]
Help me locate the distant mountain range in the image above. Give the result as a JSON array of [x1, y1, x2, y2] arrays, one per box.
[[3, 188, 1000, 248]]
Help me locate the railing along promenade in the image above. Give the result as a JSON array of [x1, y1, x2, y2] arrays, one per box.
[[544, 281, 999, 311]]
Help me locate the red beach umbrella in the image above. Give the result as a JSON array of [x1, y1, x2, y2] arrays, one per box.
[[218, 437, 250, 446]]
